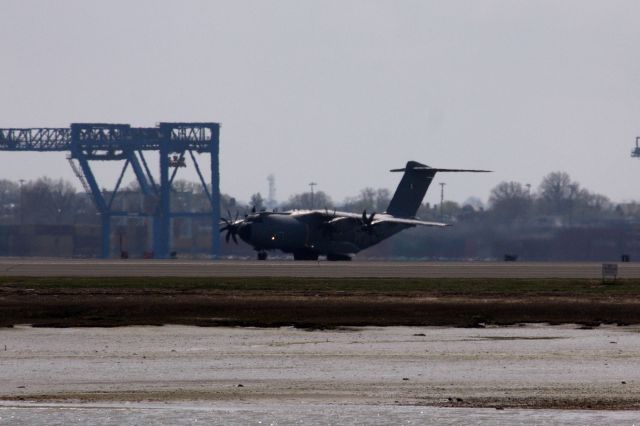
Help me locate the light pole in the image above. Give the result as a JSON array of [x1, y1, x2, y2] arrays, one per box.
[[439, 182, 446, 221], [309, 182, 317, 210]]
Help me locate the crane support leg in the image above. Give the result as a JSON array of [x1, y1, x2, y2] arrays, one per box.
[[129, 151, 153, 196], [211, 125, 221, 259], [73, 151, 111, 258], [154, 140, 171, 259]]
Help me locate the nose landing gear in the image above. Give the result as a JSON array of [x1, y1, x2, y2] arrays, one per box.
[[257, 251, 268, 261]]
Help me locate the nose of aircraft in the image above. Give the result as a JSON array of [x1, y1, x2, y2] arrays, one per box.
[[237, 222, 252, 241]]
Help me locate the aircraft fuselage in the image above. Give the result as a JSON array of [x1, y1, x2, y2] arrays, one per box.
[[237, 210, 409, 257], [219, 161, 490, 260]]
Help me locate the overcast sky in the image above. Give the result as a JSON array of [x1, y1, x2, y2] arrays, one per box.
[[1, 1, 639, 207]]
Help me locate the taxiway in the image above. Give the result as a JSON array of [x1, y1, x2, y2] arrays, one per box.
[[0, 259, 637, 278]]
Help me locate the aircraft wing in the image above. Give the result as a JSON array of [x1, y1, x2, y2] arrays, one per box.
[[373, 217, 450, 227], [292, 210, 449, 227]]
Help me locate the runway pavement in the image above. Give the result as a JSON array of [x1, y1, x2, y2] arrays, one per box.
[[0, 258, 638, 278]]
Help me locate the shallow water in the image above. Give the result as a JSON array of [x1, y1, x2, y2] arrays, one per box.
[[1, 325, 640, 423], [1, 402, 640, 425]]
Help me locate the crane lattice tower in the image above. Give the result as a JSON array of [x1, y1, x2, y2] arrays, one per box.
[[0, 122, 221, 259]]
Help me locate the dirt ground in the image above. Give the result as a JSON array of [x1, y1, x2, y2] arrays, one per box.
[[2, 285, 640, 328]]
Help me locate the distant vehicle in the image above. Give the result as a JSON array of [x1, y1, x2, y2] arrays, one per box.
[[221, 161, 490, 260]]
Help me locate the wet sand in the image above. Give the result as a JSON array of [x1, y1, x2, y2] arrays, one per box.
[[1, 325, 639, 411], [2, 276, 640, 420], [1, 402, 640, 425]]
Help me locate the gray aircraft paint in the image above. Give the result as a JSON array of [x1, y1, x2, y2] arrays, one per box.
[[221, 161, 489, 260], [386, 161, 437, 218]]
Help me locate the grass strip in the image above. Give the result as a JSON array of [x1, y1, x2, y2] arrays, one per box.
[[1, 276, 640, 295]]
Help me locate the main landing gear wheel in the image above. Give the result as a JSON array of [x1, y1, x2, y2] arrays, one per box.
[[257, 251, 268, 261]]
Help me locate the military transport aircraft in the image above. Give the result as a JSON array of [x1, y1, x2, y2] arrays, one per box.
[[220, 161, 490, 260]]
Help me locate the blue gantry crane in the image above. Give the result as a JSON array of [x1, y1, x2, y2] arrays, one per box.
[[0, 122, 221, 259]]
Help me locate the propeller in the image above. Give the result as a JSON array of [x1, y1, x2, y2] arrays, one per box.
[[324, 207, 337, 218], [361, 210, 376, 233], [220, 210, 241, 244]]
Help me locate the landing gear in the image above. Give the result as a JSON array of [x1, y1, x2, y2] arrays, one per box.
[[293, 252, 319, 261], [327, 253, 352, 261], [257, 251, 268, 261]]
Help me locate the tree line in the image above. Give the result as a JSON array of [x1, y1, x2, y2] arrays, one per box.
[[0, 171, 637, 226], [1, 172, 639, 260]]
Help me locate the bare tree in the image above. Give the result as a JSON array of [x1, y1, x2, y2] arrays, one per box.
[[538, 172, 574, 215], [22, 178, 77, 224], [341, 187, 390, 213], [281, 191, 333, 210], [489, 181, 533, 223], [375, 188, 391, 212], [0, 180, 19, 223], [250, 193, 265, 211]]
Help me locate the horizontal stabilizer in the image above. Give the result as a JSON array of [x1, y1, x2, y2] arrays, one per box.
[[386, 161, 490, 218], [390, 166, 492, 173]]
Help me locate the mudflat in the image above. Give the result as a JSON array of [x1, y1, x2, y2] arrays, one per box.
[[1, 325, 639, 410], [1, 277, 640, 328]]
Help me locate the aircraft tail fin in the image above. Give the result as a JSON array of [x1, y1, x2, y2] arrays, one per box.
[[385, 161, 490, 218]]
